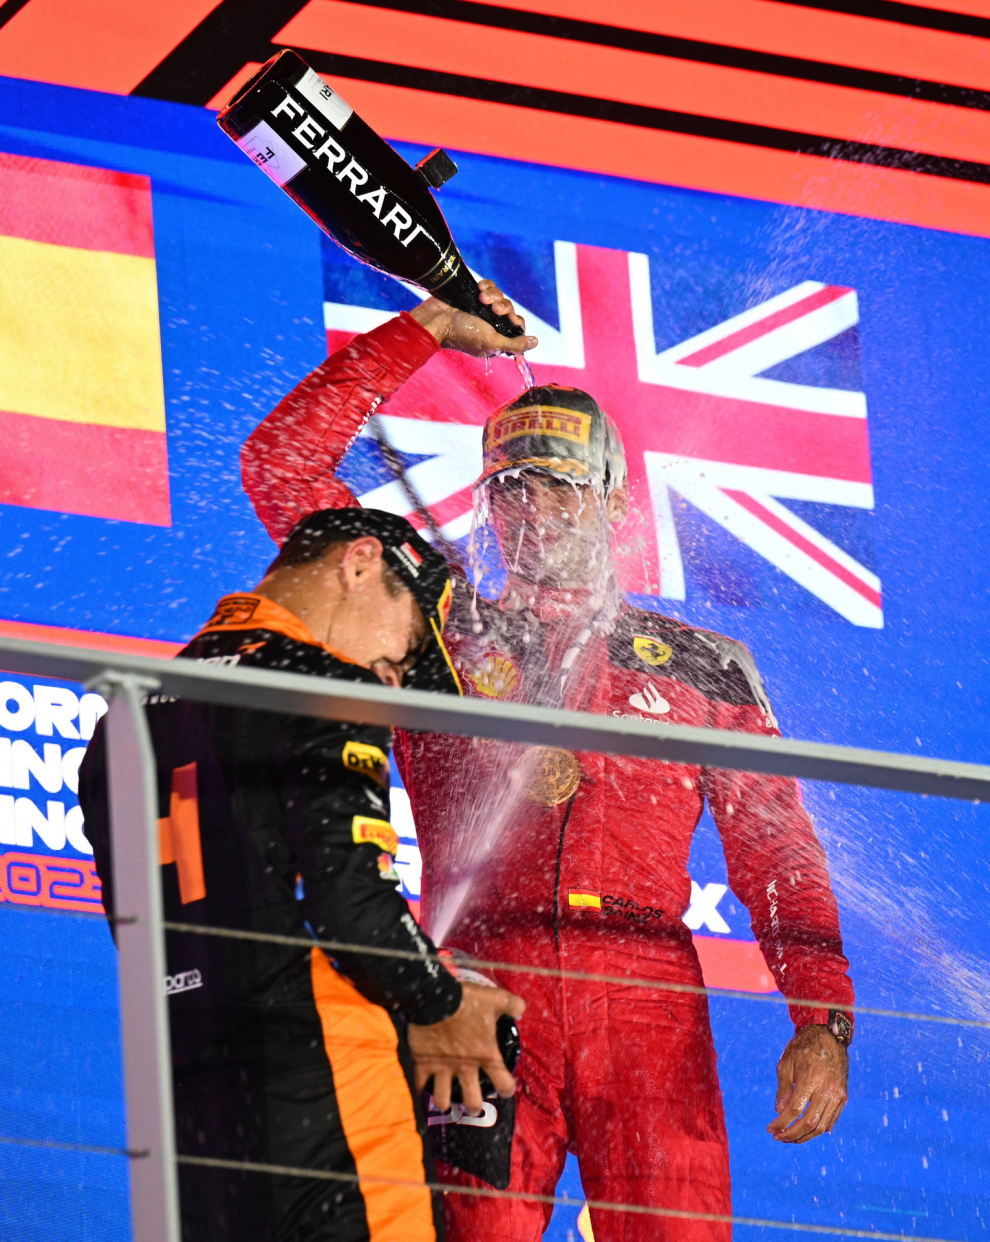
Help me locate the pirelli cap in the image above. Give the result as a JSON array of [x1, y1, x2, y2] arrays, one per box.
[[281, 507, 460, 694], [479, 384, 627, 494]]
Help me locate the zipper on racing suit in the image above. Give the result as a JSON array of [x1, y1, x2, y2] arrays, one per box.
[[552, 795, 577, 951]]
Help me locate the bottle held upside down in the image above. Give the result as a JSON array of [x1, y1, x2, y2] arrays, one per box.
[[217, 49, 522, 338]]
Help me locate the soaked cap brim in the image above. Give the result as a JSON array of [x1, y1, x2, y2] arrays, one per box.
[[477, 455, 596, 488], [282, 507, 461, 696]]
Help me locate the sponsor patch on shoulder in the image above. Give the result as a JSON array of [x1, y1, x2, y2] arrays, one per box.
[[342, 740, 388, 783], [464, 651, 520, 699], [206, 596, 259, 627], [352, 815, 399, 855]]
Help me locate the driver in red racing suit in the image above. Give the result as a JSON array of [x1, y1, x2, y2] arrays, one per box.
[[241, 282, 854, 1242]]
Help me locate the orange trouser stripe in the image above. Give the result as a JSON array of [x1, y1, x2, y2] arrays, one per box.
[[310, 947, 436, 1242]]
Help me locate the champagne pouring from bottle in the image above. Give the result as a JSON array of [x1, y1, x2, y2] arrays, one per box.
[[216, 49, 525, 341], [219, 56, 527, 1161]]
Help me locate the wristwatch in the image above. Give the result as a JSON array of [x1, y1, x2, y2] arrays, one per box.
[[827, 1009, 853, 1045]]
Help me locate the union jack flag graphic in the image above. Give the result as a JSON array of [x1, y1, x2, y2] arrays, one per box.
[[326, 241, 880, 628]]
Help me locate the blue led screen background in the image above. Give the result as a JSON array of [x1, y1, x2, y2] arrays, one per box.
[[1, 55, 990, 1242]]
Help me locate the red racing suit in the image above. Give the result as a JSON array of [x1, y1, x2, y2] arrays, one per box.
[[242, 313, 855, 1242]]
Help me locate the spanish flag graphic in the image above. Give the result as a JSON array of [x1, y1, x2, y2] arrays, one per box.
[[0, 151, 169, 525]]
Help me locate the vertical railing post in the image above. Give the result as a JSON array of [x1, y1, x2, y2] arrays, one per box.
[[97, 673, 181, 1242]]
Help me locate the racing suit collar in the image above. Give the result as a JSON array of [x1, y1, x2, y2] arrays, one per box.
[[195, 593, 360, 664], [499, 573, 597, 622], [498, 572, 622, 625]]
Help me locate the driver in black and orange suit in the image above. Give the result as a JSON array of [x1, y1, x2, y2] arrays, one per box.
[[240, 280, 855, 1242]]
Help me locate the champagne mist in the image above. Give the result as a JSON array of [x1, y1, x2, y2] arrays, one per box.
[[217, 50, 523, 338]]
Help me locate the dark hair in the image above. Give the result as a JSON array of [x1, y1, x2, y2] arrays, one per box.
[[266, 533, 407, 599]]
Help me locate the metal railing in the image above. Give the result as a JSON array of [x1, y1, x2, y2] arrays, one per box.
[[2, 631, 989, 1242]]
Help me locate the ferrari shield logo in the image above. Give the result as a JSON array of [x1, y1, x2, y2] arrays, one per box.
[[633, 636, 673, 667]]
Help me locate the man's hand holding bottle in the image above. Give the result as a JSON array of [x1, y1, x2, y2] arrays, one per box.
[[408, 980, 526, 1114], [411, 279, 538, 358]]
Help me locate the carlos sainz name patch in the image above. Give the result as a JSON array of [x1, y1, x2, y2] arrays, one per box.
[[568, 890, 664, 922]]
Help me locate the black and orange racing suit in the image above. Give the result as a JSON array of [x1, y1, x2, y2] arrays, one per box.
[[240, 313, 855, 1242], [79, 592, 461, 1242]]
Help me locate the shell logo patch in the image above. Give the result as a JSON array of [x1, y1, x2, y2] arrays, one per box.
[[342, 740, 388, 784], [464, 651, 520, 699], [351, 816, 398, 856], [633, 635, 673, 667]]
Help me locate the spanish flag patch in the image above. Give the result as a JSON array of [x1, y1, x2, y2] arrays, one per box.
[[568, 890, 602, 910], [352, 816, 398, 856]]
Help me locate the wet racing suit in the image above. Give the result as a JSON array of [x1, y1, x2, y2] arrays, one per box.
[[79, 593, 460, 1242], [242, 313, 855, 1242]]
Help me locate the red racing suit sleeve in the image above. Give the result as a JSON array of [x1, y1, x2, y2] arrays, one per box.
[[702, 703, 855, 1037], [241, 311, 440, 544]]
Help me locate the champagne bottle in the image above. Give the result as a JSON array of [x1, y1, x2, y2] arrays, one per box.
[[217, 49, 522, 338], [429, 953, 521, 1102]]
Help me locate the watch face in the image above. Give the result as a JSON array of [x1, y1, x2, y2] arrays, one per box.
[[828, 1009, 853, 1045]]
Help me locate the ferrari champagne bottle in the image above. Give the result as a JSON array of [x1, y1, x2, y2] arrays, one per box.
[[217, 49, 522, 338]]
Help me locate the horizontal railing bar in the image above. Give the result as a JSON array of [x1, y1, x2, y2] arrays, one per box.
[[0, 1132, 955, 1237], [0, 1133, 145, 1157], [174, 1155, 957, 1242], [164, 920, 990, 1030], [2, 901, 982, 1028], [1, 634, 989, 801]]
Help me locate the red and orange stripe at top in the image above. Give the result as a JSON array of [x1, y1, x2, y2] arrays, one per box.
[[0, 0, 222, 97], [277, 1, 990, 169], [197, 0, 990, 245], [423, 0, 990, 93], [0, 151, 170, 526], [917, 0, 990, 14], [2, 0, 990, 102], [306, 73, 990, 243]]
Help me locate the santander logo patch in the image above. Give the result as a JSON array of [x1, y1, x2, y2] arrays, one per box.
[[628, 684, 671, 716]]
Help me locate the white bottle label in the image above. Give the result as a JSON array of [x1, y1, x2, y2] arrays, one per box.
[[296, 67, 354, 130], [236, 120, 306, 186]]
